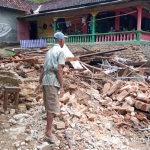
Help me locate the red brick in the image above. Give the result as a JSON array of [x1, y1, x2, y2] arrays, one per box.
[[107, 80, 123, 96], [135, 113, 147, 121], [135, 101, 144, 110], [146, 104, 150, 113], [141, 104, 147, 111], [99, 97, 112, 105], [117, 90, 129, 102], [88, 114, 95, 121], [138, 82, 148, 90], [135, 101, 150, 113], [60, 92, 70, 103], [128, 87, 137, 93], [137, 91, 147, 102], [103, 83, 111, 94], [125, 96, 135, 106], [131, 116, 140, 125]]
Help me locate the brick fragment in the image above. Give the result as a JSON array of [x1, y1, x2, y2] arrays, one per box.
[[137, 91, 147, 102], [103, 83, 111, 94], [56, 122, 65, 130], [88, 114, 95, 121], [135, 101, 143, 110], [107, 80, 123, 96], [117, 90, 129, 102], [69, 84, 77, 90], [60, 92, 70, 103], [135, 113, 147, 121], [130, 116, 140, 125], [135, 100, 150, 113], [125, 96, 136, 106], [99, 97, 112, 105]]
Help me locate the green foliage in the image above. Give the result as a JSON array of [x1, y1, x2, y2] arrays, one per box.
[[28, 0, 49, 3], [4, 51, 15, 57]]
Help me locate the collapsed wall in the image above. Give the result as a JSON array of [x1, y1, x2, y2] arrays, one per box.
[[63, 44, 149, 62]]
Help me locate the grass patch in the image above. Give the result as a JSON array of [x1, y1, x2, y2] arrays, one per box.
[[4, 51, 15, 57]]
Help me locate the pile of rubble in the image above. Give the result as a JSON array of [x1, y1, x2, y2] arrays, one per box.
[[0, 47, 150, 149]]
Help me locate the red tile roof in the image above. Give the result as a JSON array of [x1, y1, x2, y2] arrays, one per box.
[[0, 0, 38, 12], [39, 0, 121, 12]]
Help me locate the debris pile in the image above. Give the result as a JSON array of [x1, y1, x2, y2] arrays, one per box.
[[0, 47, 150, 149]]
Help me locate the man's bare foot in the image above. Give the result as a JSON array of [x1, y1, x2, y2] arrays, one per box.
[[45, 132, 55, 138]]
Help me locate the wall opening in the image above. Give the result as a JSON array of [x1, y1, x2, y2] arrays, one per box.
[[30, 21, 37, 39]]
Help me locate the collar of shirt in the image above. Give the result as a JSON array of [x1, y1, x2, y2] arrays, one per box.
[[54, 44, 61, 47]]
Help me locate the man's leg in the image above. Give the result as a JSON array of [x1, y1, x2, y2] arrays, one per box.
[[46, 113, 54, 137]]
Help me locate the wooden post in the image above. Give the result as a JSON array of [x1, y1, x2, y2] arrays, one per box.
[[14, 91, 20, 109], [3, 90, 8, 111], [90, 12, 98, 43], [53, 18, 58, 33], [115, 10, 120, 31], [136, 5, 142, 30]]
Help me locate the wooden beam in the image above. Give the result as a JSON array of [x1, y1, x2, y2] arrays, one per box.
[[24, 0, 142, 21]]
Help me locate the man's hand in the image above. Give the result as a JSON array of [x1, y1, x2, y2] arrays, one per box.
[[59, 87, 64, 98], [34, 84, 42, 93]]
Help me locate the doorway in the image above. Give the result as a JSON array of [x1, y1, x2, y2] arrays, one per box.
[[30, 21, 37, 39]]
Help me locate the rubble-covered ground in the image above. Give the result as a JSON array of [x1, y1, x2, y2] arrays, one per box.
[[0, 50, 150, 150]]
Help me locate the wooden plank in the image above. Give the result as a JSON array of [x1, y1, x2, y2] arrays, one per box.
[[110, 59, 139, 73], [79, 61, 103, 72], [80, 48, 127, 58], [126, 61, 150, 67], [75, 74, 103, 80], [66, 57, 80, 62]]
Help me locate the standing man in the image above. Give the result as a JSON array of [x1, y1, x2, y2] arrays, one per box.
[[38, 32, 67, 142]]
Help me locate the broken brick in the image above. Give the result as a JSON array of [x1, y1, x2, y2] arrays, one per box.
[[88, 114, 95, 121], [125, 96, 136, 106], [117, 90, 129, 102], [130, 116, 140, 125], [60, 92, 70, 103], [99, 97, 112, 105], [103, 83, 111, 94], [135, 113, 147, 121], [69, 84, 77, 90], [56, 122, 65, 130], [107, 80, 123, 96], [137, 91, 147, 102]]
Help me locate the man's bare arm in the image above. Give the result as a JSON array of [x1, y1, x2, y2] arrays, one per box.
[[57, 64, 63, 88], [39, 67, 44, 85], [57, 64, 64, 97]]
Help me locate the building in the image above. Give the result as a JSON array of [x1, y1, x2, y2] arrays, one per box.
[[18, 0, 150, 45], [0, 0, 37, 43]]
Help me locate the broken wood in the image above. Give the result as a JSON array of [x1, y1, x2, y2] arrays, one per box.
[[66, 57, 80, 62], [110, 59, 139, 73], [75, 74, 103, 80], [80, 61, 102, 72], [80, 48, 127, 58]]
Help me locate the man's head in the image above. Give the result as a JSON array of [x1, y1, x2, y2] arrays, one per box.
[[54, 32, 67, 48], [110, 26, 113, 30]]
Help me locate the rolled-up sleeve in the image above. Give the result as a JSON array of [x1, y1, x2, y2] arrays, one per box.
[[58, 51, 66, 65]]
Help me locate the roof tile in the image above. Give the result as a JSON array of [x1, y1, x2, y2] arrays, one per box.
[[0, 0, 37, 12], [40, 0, 119, 12]]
